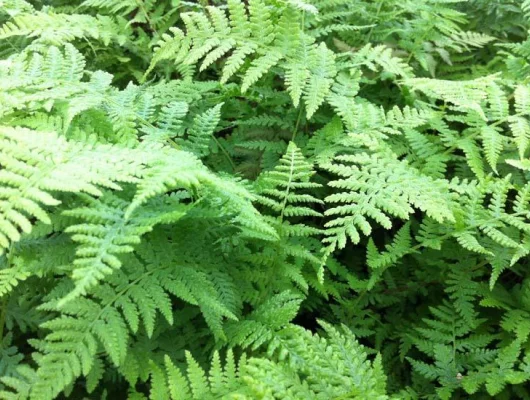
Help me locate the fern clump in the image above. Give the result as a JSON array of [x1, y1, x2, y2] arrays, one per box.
[[2, 0, 530, 399]]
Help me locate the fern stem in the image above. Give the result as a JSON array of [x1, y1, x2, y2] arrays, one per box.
[[0, 297, 6, 345], [279, 148, 296, 223], [211, 134, 237, 172], [365, 0, 383, 44], [291, 106, 304, 142]]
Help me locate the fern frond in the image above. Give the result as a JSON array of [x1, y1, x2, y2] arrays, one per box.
[[81, 0, 138, 15], [0, 127, 141, 253], [0, 11, 129, 46], [404, 75, 496, 119], [323, 152, 455, 252], [0, 333, 23, 381], [366, 223, 413, 270], [256, 142, 323, 223], [0, 258, 29, 297], [225, 291, 302, 350], [181, 103, 223, 157], [61, 193, 188, 303], [351, 44, 413, 79], [152, 321, 388, 399], [146, 0, 337, 118]]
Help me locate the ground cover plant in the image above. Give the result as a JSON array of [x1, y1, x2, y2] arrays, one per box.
[[2, 0, 530, 398]]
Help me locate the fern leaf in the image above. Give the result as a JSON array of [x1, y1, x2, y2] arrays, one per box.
[[303, 43, 337, 118], [480, 125, 504, 172], [241, 52, 284, 93], [185, 351, 209, 399], [184, 103, 223, 157], [0, 127, 141, 253], [509, 116, 530, 159], [164, 355, 191, 400], [366, 223, 413, 270], [323, 152, 455, 251], [62, 193, 188, 303]]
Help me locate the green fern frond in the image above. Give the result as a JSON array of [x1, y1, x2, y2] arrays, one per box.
[[146, 0, 337, 118], [0, 127, 141, 253], [61, 193, 188, 303], [366, 223, 413, 270], [404, 75, 496, 119], [445, 263, 480, 324], [350, 44, 413, 79], [224, 291, 302, 350], [323, 152, 455, 252], [0, 333, 23, 381], [81, 0, 138, 15], [0, 258, 29, 297], [180, 103, 223, 157], [151, 321, 388, 399], [0, 11, 129, 46], [256, 142, 323, 223]]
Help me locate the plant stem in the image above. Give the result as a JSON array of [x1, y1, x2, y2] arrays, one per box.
[[291, 106, 304, 142], [365, 0, 383, 44], [0, 297, 7, 346], [211, 134, 237, 172]]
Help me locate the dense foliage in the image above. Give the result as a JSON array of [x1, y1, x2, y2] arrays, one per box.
[[3, 0, 530, 398]]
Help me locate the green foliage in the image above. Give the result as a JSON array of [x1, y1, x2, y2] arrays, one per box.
[[1, 0, 530, 399], [147, 321, 388, 400]]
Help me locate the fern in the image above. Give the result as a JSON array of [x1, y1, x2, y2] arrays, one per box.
[[322, 151, 455, 252], [256, 142, 323, 223], [0, 334, 23, 384], [253, 142, 326, 288], [0, 11, 129, 46], [2, 1, 530, 399], [7, 245, 241, 399], [150, 321, 388, 400], [61, 192, 188, 302], [146, 0, 338, 118], [0, 127, 137, 252]]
